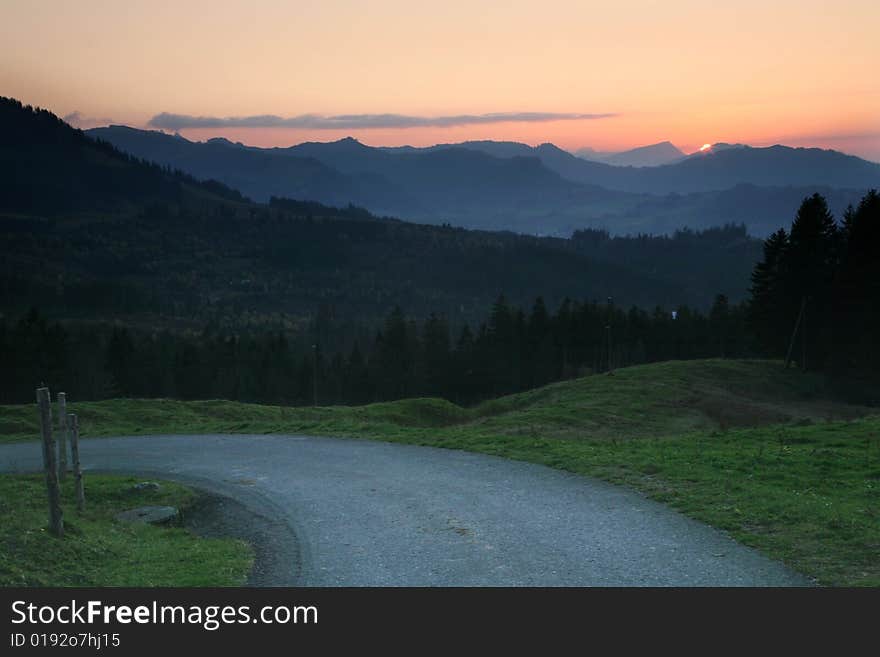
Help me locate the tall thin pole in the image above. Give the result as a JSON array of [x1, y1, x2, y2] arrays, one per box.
[[312, 343, 318, 407], [784, 296, 807, 369], [802, 300, 807, 371], [606, 296, 614, 374]]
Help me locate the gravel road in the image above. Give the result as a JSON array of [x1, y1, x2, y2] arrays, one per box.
[[0, 434, 811, 586]]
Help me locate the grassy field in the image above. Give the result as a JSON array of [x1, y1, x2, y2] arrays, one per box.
[[0, 474, 253, 586], [1, 359, 877, 585]]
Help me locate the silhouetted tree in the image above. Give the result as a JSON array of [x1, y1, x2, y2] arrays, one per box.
[[748, 228, 789, 355], [709, 294, 730, 357]]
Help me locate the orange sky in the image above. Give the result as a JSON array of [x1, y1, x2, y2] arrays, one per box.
[[2, 0, 878, 159]]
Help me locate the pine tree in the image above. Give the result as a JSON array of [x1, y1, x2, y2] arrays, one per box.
[[106, 326, 135, 395], [835, 190, 880, 378], [527, 297, 556, 386], [452, 324, 477, 403], [484, 294, 523, 394], [421, 313, 450, 396], [748, 227, 788, 355], [709, 294, 730, 358], [376, 306, 413, 399], [784, 193, 839, 369], [344, 341, 372, 404]]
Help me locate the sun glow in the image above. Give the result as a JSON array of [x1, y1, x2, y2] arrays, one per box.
[[699, 143, 712, 152]]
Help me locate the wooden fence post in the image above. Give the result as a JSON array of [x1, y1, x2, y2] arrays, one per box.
[[57, 392, 68, 481], [36, 387, 63, 538], [68, 413, 84, 512]]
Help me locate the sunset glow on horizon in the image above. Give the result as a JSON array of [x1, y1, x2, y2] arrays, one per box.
[[2, 0, 878, 160]]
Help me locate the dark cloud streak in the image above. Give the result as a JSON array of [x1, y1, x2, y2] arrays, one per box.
[[148, 111, 618, 131]]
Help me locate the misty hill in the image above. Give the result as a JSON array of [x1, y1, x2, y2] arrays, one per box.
[[582, 183, 867, 237], [0, 98, 246, 215], [575, 141, 686, 167], [2, 97, 763, 332], [285, 137, 612, 210], [380, 138, 879, 192], [91, 127, 557, 233], [86, 126, 413, 211], [626, 144, 880, 194], [90, 128, 619, 220], [573, 146, 612, 160], [441, 139, 880, 194]]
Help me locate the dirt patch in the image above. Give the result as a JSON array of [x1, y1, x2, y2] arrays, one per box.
[[664, 387, 873, 432], [693, 394, 791, 429], [184, 493, 302, 586]]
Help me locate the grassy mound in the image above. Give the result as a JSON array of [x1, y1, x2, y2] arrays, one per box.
[[0, 474, 253, 586], [0, 359, 867, 444], [470, 359, 868, 440]]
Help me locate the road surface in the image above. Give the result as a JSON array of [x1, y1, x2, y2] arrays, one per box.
[[0, 434, 811, 586]]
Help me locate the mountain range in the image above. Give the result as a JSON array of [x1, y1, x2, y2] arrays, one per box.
[[1, 96, 764, 330], [88, 126, 879, 237]]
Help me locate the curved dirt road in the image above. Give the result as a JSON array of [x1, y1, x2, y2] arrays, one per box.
[[0, 434, 811, 586]]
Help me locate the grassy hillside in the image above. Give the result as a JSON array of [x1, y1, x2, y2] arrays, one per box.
[[0, 359, 866, 443], [2, 359, 877, 585]]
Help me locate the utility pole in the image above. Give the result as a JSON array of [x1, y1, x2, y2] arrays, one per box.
[[784, 297, 807, 369], [606, 296, 614, 374], [312, 343, 318, 407], [802, 300, 807, 372]]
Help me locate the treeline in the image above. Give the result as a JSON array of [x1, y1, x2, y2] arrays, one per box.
[[4, 192, 875, 408], [0, 296, 747, 406], [1, 199, 762, 330], [572, 223, 759, 303], [748, 191, 879, 383]]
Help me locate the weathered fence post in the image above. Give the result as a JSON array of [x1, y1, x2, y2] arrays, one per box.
[[57, 392, 68, 481], [68, 413, 84, 511], [36, 387, 63, 538]]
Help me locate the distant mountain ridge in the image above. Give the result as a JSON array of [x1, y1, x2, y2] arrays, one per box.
[[575, 141, 686, 167], [86, 126, 415, 211], [375, 137, 880, 192], [86, 126, 879, 237], [88, 127, 623, 228], [460, 139, 880, 193]]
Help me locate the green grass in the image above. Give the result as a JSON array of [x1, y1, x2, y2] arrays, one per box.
[[444, 420, 880, 587], [0, 360, 864, 444], [0, 474, 253, 586], [1, 358, 878, 585]]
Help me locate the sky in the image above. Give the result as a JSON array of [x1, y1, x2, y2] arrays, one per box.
[[2, 0, 878, 160]]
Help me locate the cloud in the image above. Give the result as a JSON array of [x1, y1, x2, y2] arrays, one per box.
[[63, 111, 116, 129], [147, 111, 618, 131]]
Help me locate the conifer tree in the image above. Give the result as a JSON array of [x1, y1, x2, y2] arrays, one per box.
[[748, 227, 789, 355]]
